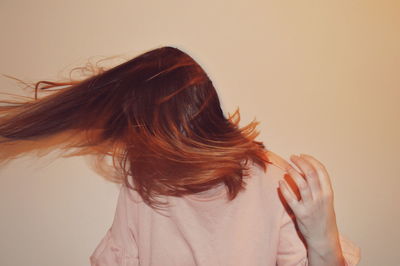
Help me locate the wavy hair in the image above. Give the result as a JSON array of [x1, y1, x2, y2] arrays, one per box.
[[0, 46, 271, 210]]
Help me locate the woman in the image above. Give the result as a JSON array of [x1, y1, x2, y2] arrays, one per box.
[[0, 46, 360, 265]]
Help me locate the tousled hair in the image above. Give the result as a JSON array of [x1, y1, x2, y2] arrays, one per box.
[[0, 46, 271, 210]]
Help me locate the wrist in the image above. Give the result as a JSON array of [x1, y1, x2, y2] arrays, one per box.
[[306, 234, 345, 266], [305, 221, 340, 248]]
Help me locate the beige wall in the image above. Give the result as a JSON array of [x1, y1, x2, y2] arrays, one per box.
[[0, 1, 399, 265]]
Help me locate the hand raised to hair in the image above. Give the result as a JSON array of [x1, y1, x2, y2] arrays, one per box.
[[278, 154, 342, 252]]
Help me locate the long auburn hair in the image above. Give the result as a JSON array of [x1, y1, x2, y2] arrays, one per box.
[[0, 46, 271, 210]]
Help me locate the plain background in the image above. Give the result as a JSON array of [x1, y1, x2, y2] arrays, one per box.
[[0, 1, 399, 265]]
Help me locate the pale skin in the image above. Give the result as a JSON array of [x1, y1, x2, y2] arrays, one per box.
[[278, 154, 346, 266]]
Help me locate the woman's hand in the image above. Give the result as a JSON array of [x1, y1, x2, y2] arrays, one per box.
[[278, 153, 345, 265]]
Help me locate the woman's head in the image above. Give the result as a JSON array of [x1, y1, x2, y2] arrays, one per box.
[[102, 46, 227, 142], [0, 46, 270, 210]]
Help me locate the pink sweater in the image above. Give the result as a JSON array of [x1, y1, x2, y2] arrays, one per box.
[[90, 154, 361, 266]]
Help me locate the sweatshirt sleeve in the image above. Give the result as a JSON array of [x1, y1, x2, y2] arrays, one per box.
[[276, 208, 361, 266], [90, 185, 139, 266]]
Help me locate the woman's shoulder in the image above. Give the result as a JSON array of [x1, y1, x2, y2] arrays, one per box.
[[247, 150, 290, 182]]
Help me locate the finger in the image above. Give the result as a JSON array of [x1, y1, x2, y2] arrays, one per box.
[[299, 154, 333, 196], [287, 168, 313, 203], [278, 179, 300, 212], [289, 155, 322, 200]]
